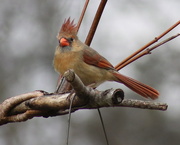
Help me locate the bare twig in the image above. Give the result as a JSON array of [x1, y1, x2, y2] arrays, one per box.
[[85, 0, 107, 46], [147, 33, 180, 52], [116, 33, 180, 69], [115, 20, 180, 70], [76, 0, 90, 32]]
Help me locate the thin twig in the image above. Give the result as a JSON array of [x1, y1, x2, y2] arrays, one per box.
[[85, 0, 107, 46], [76, 0, 90, 32], [116, 33, 180, 69], [66, 93, 76, 145], [148, 33, 180, 52], [115, 20, 180, 70], [97, 108, 109, 145]]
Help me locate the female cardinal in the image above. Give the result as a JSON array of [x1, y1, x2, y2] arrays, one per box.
[[53, 18, 159, 99]]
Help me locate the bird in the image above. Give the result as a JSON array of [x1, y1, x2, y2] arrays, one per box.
[[53, 18, 159, 100]]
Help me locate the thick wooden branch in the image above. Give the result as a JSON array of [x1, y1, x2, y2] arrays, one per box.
[[0, 70, 167, 126]]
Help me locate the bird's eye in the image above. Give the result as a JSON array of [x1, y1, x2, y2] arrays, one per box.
[[69, 37, 74, 42]]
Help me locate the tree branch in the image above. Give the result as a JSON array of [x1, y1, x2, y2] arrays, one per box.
[[0, 70, 168, 126]]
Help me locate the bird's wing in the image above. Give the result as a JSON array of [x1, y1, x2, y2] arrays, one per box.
[[83, 48, 115, 70]]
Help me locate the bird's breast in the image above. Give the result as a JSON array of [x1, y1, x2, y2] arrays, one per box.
[[54, 50, 82, 75]]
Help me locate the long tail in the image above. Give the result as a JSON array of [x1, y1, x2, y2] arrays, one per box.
[[112, 72, 159, 99]]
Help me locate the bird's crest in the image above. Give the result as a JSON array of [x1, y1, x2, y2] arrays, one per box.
[[58, 18, 78, 38]]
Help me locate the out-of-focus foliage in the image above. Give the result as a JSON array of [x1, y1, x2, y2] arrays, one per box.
[[0, 0, 180, 145]]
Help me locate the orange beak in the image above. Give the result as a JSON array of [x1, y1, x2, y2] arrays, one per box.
[[60, 38, 70, 47]]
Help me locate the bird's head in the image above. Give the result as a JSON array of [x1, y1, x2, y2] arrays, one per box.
[[57, 18, 81, 52]]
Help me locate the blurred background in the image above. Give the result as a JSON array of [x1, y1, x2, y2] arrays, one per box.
[[0, 0, 180, 145]]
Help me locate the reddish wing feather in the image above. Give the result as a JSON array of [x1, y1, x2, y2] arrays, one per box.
[[83, 48, 115, 70]]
